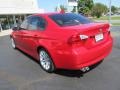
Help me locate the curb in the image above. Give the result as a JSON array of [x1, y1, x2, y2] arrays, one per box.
[[0, 29, 12, 37]]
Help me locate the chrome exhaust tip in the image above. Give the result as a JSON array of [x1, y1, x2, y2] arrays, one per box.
[[81, 67, 90, 72]]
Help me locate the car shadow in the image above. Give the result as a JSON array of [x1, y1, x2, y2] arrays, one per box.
[[16, 48, 40, 64], [15, 48, 103, 78], [54, 60, 103, 78]]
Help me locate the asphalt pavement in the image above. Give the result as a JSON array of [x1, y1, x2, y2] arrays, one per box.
[[0, 26, 120, 90]]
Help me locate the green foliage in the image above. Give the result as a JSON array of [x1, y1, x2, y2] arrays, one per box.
[[91, 3, 108, 18], [60, 5, 67, 11], [72, 6, 76, 13], [77, 0, 94, 15], [111, 6, 118, 13], [55, 5, 67, 12]]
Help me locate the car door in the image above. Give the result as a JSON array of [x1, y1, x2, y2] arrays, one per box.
[[21, 16, 47, 58], [14, 19, 29, 49]]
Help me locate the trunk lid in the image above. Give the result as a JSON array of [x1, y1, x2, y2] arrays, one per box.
[[62, 23, 109, 35], [62, 23, 110, 49]]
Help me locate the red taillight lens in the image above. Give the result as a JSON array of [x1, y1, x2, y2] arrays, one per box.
[[68, 35, 80, 44], [108, 31, 111, 35], [68, 34, 89, 44], [108, 27, 111, 35]]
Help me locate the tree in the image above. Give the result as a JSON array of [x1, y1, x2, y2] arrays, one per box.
[[55, 5, 67, 12], [72, 6, 76, 13], [77, 0, 94, 15], [111, 6, 117, 14], [91, 3, 108, 18]]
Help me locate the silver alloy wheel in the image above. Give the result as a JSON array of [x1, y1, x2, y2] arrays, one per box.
[[11, 38, 16, 49], [39, 50, 51, 70]]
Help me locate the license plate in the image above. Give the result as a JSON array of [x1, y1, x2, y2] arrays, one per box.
[[95, 33, 103, 42]]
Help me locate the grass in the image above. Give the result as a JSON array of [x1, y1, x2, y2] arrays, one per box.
[[93, 16, 120, 20], [91, 16, 120, 26], [112, 23, 120, 26]]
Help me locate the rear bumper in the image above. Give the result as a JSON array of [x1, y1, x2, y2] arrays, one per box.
[[54, 37, 113, 70]]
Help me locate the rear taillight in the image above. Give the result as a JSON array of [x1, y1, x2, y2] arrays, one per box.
[[108, 31, 111, 35], [105, 27, 111, 35], [79, 35, 89, 40], [108, 27, 110, 31], [68, 34, 89, 44], [108, 27, 111, 34]]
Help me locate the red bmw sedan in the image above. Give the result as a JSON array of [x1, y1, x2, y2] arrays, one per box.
[[10, 13, 113, 72]]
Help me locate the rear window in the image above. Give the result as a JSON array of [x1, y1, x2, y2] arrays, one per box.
[[49, 13, 92, 26]]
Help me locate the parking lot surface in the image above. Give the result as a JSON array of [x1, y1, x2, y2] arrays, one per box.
[[0, 26, 120, 90]]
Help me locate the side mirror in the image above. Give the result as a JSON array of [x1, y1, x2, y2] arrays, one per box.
[[12, 27, 18, 31]]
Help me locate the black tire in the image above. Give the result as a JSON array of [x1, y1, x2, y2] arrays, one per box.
[[11, 38, 16, 49], [39, 49, 55, 73]]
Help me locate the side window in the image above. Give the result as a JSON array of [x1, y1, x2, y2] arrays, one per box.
[[37, 17, 46, 30], [27, 16, 47, 31], [20, 19, 28, 30], [28, 17, 38, 30]]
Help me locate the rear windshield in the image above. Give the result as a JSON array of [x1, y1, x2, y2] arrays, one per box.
[[49, 13, 92, 26]]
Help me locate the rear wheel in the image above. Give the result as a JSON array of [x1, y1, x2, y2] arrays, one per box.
[[11, 38, 16, 49], [39, 49, 55, 73]]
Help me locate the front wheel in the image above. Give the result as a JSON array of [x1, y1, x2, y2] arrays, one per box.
[[39, 49, 55, 73]]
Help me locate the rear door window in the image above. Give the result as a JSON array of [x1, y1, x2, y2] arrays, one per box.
[[28, 16, 46, 31]]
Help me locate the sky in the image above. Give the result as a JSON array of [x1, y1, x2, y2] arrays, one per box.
[[38, 0, 120, 12]]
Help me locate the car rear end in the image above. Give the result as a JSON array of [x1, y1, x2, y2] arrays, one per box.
[[54, 23, 113, 70], [68, 23, 112, 69], [49, 13, 113, 70]]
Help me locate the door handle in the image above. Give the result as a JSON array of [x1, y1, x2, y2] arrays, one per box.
[[34, 35, 38, 37], [33, 35, 41, 38]]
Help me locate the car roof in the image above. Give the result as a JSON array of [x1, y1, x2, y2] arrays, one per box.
[[33, 12, 61, 17]]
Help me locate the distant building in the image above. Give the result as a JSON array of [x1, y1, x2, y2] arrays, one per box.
[[0, 0, 44, 31]]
